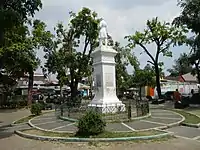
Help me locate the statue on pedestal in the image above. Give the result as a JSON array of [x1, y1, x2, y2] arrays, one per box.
[[99, 18, 108, 47]]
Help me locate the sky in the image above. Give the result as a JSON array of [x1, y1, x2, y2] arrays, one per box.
[[34, 0, 190, 79]]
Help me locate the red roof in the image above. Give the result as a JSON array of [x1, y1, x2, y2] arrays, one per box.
[[164, 75, 185, 82]]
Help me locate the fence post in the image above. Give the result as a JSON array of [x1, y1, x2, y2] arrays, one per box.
[[128, 99, 131, 120], [60, 105, 63, 116]]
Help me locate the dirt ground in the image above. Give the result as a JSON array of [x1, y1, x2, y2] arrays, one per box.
[[0, 109, 30, 126], [0, 135, 200, 150]]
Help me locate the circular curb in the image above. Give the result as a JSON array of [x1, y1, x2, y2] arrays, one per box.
[[59, 113, 152, 123], [28, 115, 75, 133], [29, 109, 184, 133], [12, 110, 55, 127], [171, 110, 200, 128], [14, 129, 172, 142], [135, 110, 185, 132], [59, 116, 78, 122], [179, 111, 200, 128], [167, 110, 185, 126], [181, 123, 200, 128], [42, 110, 56, 114], [11, 115, 31, 127]]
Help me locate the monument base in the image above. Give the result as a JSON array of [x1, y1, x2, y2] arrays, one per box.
[[88, 101, 126, 114]]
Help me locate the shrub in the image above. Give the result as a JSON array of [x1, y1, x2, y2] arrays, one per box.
[[30, 103, 42, 115], [76, 109, 106, 137]]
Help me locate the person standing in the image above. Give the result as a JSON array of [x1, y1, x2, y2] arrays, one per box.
[[174, 89, 181, 102]]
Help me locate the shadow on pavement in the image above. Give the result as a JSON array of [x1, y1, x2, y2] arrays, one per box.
[[0, 126, 13, 139], [0, 109, 18, 113]]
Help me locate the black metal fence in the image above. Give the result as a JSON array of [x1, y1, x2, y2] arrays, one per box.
[[56, 98, 149, 122]]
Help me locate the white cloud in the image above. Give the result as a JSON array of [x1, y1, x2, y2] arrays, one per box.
[[35, 0, 189, 76]]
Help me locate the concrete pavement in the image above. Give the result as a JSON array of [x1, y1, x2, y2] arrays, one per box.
[[29, 109, 183, 132], [1, 135, 200, 150], [0, 109, 30, 127]]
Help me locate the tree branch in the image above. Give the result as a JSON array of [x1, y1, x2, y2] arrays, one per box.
[[88, 40, 95, 57], [83, 36, 89, 56], [155, 44, 160, 63], [147, 60, 155, 65], [77, 36, 90, 82], [148, 25, 160, 46], [138, 43, 155, 63]]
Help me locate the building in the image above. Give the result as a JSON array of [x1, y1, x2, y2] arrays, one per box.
[[181, 73, 198, 83], [143, 73, 199, 99], [17, 73, 57, 95], [17, 72, 90, 96]]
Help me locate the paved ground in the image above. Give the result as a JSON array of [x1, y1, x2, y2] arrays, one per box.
[[30, 109, 183, 132], [1, 135, 200, 150], [0, 109, 30, 127], [0, 109, 32, 140], [29, 106, 200, 140], [2, 106, 200, 149]]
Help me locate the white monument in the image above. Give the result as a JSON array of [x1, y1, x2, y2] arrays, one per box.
[[88, 19, 126, 113]]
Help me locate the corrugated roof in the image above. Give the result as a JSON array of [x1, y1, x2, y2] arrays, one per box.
[[182, 73, 197, 82]]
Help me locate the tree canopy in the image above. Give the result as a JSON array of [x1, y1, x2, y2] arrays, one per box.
[[43, 7, 100, 100], [0, 0, 42, 45], [125, 17, 187, 98], [174, 0, 200, 83], [114, 42, 139, 96], [167, 53, 193, 77]]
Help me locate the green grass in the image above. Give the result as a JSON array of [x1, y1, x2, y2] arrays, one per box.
[[92, 130, 162, 138], [23, 129, 164, 138], [173, 109, 200, 124], [186, 109, 200, 117], [14, 115, 35, 124]]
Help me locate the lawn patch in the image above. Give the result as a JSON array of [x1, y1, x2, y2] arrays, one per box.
[[22, 129, 164, 138], [14, 115, 35, 124], [173, 109, 200, 124]]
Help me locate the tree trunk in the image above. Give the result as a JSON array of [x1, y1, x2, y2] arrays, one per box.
[[27, 71, 34, 106], [197, 70, 200, 84], [60, 84, 64, 105], [60, 84, 63, 97], [154, 64, 162, 99], [195, 63, 200, 84], [139, 86, 142, 101], [89, 79, 93, 99], [70, 80, 79, 102]]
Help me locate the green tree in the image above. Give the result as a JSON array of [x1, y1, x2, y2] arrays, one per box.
[[44, 8, 99, 101], [43, 41, 70, 97], [1, 20, 53, 105], [144, 63, 165, 78], [0, 0, 42, 46], [167, 53, 193, 77], [132, 69, 155, 101], [188, 50, 200, 83], [173, 0, 200, 83], [113, 41, 140, 97], [125, 17, 186, 98], [144, 64, 153, 71], [0, 0, 43, 105]]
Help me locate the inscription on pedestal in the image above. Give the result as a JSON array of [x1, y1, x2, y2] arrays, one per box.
[[105, 73, 113, 87]]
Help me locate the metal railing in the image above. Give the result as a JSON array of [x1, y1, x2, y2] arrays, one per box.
[[56, 98, 149, 122]]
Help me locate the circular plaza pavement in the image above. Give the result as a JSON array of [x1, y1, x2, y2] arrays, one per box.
[[29, 109, 184, 133]]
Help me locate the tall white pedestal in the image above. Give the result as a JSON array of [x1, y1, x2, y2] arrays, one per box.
[[88, 45, 126, 113]]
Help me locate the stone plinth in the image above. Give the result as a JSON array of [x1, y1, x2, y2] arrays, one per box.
[[88, 45, 125, 113]]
